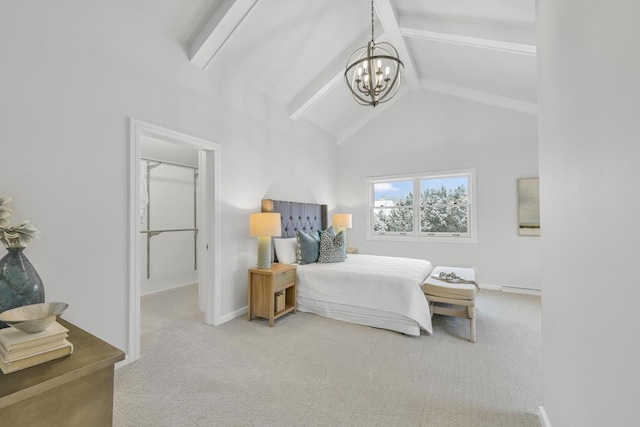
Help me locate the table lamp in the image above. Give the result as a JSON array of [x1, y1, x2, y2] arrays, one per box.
[[249, 213, 281, 268], [332, 213, 352, 243]]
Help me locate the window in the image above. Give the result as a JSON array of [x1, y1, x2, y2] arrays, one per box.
[[366, 169, 476, 243]]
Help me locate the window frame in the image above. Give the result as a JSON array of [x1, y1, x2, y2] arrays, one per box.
[[365, 168, 477, 244]]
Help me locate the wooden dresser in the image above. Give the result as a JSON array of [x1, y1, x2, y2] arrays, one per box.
[[0, 319, 125, 427]]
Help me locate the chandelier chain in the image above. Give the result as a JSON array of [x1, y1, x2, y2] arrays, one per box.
[[371, 0, 375, 43]]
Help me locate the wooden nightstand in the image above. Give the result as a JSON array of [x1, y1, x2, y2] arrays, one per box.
[[247, 263, 297, 326]]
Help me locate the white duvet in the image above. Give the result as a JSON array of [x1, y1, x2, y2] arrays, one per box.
[[296, 254, 433, 336]]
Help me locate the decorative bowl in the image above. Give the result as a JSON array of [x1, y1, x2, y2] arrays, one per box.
[[0, 302, 69, 333]]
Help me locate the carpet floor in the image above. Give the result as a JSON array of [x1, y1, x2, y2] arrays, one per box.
[[114, 285, 542, 427]]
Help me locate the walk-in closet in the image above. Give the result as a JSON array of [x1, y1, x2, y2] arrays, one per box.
[[140, 138, 199, 296]]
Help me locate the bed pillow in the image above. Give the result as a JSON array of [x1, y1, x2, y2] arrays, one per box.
[[319, 225, 336, 237], [273, 237, 297, 264], [296, 230, 320, 264], [318, 230, 346, 263]]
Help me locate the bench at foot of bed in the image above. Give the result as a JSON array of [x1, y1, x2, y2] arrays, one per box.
[[422, 266, 478, 343]]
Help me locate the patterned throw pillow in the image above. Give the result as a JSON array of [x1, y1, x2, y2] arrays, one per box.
[[318, 230, 346, 263]]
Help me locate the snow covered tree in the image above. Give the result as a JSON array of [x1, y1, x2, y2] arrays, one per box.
[[420, 185, 468, 233], [371, 178, 470, 235]]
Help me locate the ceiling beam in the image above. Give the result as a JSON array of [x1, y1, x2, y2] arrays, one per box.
[[288, 33, 389, 120], [337, 79, 536, 145], [189, 0, 260, 69], [398, 15, 536, 46], [420, 79, 538, 115], [402, 28, 536, 56], [374, 0, 420, 91], [289, 74, 343, 121]]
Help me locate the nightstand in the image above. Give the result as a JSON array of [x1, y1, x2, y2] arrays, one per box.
[[247, 263, 297, 326], [346, 247, 358, 254]]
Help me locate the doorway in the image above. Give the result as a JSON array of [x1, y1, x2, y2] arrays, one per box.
[[129, 119, 221, 363]]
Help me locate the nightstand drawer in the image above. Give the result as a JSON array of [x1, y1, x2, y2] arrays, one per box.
[[274, 269, 295, 291]]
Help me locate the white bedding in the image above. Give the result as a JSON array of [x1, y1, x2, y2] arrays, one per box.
[[296, 254, 433, 336]]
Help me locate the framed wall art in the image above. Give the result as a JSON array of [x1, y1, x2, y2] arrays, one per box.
[[517, 178, 540, 236]]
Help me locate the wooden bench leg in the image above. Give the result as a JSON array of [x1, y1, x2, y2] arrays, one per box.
[[468, 306, 476, 343], [427, 295, 478, 343]]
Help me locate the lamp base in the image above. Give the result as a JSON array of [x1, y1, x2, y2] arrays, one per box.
[[337, 227, 348, 247], [256, 236, 272, 269]]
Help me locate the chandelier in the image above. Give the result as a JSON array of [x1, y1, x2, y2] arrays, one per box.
[[345, 0, 404, 107]]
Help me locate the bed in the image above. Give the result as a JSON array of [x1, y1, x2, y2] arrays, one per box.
[[262, 199, 433, 336]]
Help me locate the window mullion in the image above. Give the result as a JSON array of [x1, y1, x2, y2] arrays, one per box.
[[413, 178, 420, 236]]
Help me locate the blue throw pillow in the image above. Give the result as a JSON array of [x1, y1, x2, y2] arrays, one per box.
[[318, 225, 336, 237], [296, 230, 320, 264]]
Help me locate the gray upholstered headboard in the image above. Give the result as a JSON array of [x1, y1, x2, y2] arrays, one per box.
[[261, 199, 327, 238]]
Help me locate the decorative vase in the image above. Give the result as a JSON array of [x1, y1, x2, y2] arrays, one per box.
[[0, 247, 45, 328]]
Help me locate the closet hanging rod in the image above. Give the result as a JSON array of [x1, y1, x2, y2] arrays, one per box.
[[140, 156, 199, 171], [140, 228, 199, 237]]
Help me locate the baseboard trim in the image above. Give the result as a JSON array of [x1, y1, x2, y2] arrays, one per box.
[[141, 282, 198, 300], [479, 283, 502, 291], [478, 283, 541, 296], [502, 286, 541, 296], [219, 306, 247, 324], [539, 406, 552, 427], [115, 354, 132, 369]]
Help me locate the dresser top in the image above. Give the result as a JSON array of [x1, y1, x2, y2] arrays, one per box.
[[0, 319, 125, 408]]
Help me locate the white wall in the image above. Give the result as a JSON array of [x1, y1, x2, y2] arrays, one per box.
[[0, 1, 337, 356], [338, 90, 540, 289], [537, 1, 640, 425]]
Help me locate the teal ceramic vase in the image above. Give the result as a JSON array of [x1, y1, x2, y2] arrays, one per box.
[[0, 247, 45, 328]]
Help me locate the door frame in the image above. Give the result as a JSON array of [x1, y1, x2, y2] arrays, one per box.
[[128, 118, 221, 362]]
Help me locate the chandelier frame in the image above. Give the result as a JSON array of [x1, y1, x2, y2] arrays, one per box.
[[344, 0, 404, 107]]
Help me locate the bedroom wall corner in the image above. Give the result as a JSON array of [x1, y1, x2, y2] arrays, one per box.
[[215, 87, 339, 318]]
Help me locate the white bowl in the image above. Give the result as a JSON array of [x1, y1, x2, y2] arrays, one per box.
[[0, 302, 69, 333]]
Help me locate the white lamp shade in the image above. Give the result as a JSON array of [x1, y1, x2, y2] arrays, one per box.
[[332, 213, 352, 229], [249, 213, 281, 237]]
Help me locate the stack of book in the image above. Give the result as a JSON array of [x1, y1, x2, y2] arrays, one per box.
[[0, 322, 73, 374]]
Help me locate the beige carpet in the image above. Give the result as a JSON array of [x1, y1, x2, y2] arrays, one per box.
[[114, 285, 542, 427]]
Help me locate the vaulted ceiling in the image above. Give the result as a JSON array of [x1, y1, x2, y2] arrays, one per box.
[[187, 0, 537, 144]]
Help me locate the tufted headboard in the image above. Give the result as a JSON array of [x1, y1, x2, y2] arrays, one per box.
[[261, 199, 327, 238]]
